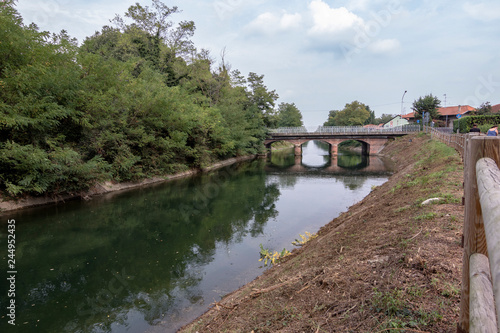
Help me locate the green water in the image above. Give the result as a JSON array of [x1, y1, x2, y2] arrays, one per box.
[[0, 141, 393, 333]]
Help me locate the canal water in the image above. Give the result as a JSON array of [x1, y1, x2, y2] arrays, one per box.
[[0, 141, 393, 333]]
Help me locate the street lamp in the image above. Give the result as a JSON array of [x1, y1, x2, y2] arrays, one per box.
[[401, 90, 407, 116]]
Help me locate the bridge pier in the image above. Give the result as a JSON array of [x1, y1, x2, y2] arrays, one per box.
[[330, 143, 338, 156], [294, 144, 302, 156]]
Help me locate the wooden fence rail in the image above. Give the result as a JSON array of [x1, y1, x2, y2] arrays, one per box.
[[423, 126, 500, 332], [458, 135, 500, 333]]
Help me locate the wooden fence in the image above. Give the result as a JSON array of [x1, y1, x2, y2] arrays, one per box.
[[423, 126, 467, 156], [425, 126, 500, 332]]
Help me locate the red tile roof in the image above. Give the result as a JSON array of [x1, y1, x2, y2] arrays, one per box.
[[437, 105, 475, 116], [402, 105, 475, 119], [491, 104, 500, 113], [402, 112, 415, 120]]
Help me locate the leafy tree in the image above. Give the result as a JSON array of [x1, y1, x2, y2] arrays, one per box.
[[328, 101, 371, 126], [365, 107, 375, 125], [0, 1, 283, 197], [474, 102, 492, 115], [412, 94, 441, 120], [276, 103, 303, 127], [111, 0, 195, 59], [323, 110, 340, 126], [246, 72, 279, 128]]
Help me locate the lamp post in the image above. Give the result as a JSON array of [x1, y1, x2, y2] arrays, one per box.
[[401, 90, 407, 117]]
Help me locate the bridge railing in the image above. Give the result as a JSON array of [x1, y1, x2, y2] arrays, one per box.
[[267, 125, 420, 135], [314, 124, 420, 134], [267, 127, 309, 134]]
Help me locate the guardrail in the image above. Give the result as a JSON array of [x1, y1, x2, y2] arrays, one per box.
[[268, 125, 421, 135]]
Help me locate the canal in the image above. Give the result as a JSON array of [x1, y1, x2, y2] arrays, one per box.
[[0, 141, 394, 333]]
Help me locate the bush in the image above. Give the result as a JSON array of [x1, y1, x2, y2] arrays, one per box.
[[0, 142, 110, 196], [454, 115, 500, 133]]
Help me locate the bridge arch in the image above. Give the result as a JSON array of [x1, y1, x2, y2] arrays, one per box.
[[265, 138, 374, 156], [264, 125, 419, 156]]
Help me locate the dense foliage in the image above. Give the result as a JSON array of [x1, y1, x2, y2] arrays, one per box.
[[0, 1, 293, 197], [275, 102, 303, 127], [454, 114, 500, 133], [323, 101, 377, 126]]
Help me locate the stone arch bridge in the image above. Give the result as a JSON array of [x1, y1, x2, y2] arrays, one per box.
[[264, 125, 420, 155]]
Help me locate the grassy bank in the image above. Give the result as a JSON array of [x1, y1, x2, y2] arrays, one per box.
[[180, 132, 464, 332]]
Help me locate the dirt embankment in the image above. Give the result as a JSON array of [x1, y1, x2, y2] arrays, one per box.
[[180, 133, 464, 333]]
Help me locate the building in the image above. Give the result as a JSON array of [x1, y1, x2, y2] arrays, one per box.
[[490, 104, 500, 113], [402, 105, 475, 127], [383, 115, 409, 128], [363, 124, 383, 129]]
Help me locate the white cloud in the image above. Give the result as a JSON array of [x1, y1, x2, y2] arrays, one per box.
[[463, 2, 500, 21], [346, 0, 371, 12], [246, 11, 302, 34], [247, 12, 278, 31], [308, 0, 364, 36], [280, 13, 302, 29], [368, 38, 400, 54]]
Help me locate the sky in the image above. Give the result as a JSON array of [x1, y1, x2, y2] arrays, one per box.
[[14, 0, 500, 126]]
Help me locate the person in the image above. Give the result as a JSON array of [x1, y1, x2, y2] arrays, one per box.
[[486, 125, 498, 136], [469, 123, 481, 133]]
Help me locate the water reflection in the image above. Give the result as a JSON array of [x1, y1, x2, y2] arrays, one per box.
[[1, 161, 281, 333], [267, 142, 393, 176], [0, 143, 393, 333], [301, 141, 330, 168], [337, 151, 368, 169]]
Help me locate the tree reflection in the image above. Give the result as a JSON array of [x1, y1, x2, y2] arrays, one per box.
[[1, 161, 280, 333], [337, 150, 368, 169]]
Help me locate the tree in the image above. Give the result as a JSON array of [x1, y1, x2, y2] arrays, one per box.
[[412, 94, 441, 121], [276, 102, 303, 127], [111, 0, 196, 59], [474, 102, 492, 115], [365, 108, 376, 125], [323, 110, 340, 126], [327, 101, 371, 126], [246, 72, 279, 128]]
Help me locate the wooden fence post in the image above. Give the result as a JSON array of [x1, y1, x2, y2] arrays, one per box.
[[459, 136, 500, 332]]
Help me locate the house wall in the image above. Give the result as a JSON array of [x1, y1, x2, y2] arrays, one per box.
[[383, 117, 409, 128]]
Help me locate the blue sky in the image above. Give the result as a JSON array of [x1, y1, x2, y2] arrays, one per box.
[[15, 0, 500, 126]]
